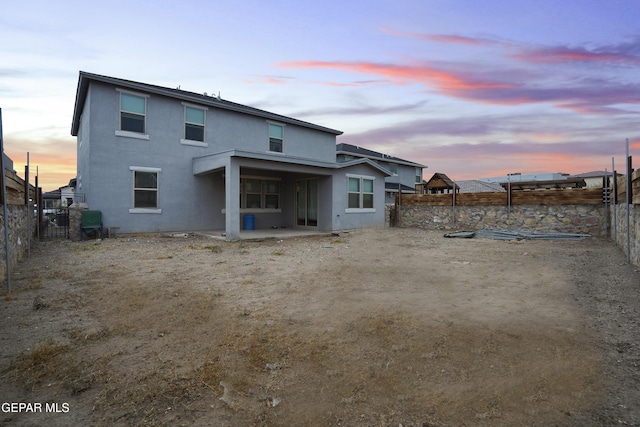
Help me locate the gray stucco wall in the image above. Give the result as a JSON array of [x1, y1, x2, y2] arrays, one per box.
[[385, 163, 420, 188], [331, 163, 387, 230], [77, 81, 341, 233]]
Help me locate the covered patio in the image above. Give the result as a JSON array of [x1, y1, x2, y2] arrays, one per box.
[[193, 149, 339, 240]]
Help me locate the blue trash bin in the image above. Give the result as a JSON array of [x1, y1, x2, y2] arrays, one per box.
[[244, 214, 255, 230]]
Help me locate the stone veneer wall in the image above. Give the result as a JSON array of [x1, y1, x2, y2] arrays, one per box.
[[68, 204, 87, 242], [394, 204, 606, 236], [0, 204, 36, 285], [610, 204, 639, 267]]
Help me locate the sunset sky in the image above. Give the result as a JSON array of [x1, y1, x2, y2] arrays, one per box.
[[2, 0, 639, 192]]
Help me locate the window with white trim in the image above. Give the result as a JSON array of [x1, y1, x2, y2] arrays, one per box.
[[120, 92, 146, 133], [389, 163, 398, 175], [348, 176, 374, 209], [240, 177, 280, 209], [133, 170, 158, 209], [185, 105, 205, 142], [415, 167, 422, 183], [268, 123, 284, 153]]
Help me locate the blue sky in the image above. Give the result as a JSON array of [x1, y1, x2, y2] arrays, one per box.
[[2, 0, 638, 191]]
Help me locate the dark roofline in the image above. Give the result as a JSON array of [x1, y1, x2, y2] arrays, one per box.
[[71, 71, 343, 136], [336, 143, 427, 168], [42, 189, 61, 199], [385, 182, 415, 192]]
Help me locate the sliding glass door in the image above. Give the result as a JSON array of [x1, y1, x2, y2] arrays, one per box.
[[296, 179, 318, 227]]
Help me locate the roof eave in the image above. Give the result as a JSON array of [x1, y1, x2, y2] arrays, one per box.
[[336, 150, 427, 168], [71, 71, 343, 136], [336, 158, 393, 176]]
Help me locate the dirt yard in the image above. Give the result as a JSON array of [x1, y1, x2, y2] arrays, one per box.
[[1, 227, 639, 426]]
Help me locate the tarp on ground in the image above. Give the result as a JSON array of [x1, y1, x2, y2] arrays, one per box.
[[443, 229, 591, 241]]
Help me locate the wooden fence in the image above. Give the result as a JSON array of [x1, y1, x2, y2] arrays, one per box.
[[614, 169, 640, 205], [1, 168, 37, 206]]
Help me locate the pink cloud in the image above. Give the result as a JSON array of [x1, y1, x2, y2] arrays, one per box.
[[510, 36, 640, 65], [279, 59, 640, 113], [263, 77, 287, 84], [278, 60, 514, 92], [310, 80, 362, 87], [391, 142, 611, 180], [380, 28, 492, 46], [5, 136, 77, 192], [512, 47, 640, 65]]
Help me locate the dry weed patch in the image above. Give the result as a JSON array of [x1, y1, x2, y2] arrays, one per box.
[[9, 340, 70, 389], [1, 229, 632, 426]]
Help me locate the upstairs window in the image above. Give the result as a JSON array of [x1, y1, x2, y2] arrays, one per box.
[[415, 167, 422, 183], [185, 106, 205, 142], [120, 92, 146, 133], [389, 163, 398, 175], [268, 123, 284, 153]]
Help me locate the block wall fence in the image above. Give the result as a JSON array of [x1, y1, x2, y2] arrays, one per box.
[[387, 178, 639, 268]]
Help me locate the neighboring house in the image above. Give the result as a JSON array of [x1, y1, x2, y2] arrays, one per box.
[[498, 177, 586, 191], [336, 143, 427, 203], [42, 190, 60, 211], [480, 172, 571, 183], [570, 171, 612, 189], [417, 175, 508, 194], [480, 172, 587, 190], [42, 179, 76, 210], [421, 172, 459, 194], [455, 180, 505, 193], [71, 72, 391, 240]]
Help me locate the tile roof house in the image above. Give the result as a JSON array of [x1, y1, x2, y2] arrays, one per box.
[[570, 171, 613, 188], [336, 143, 427, 203], [71, 72, 391, 240], [455, 180, 505, 193]]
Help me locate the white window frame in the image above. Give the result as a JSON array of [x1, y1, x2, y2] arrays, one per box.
[[180, 102, 208, 147], [239, 176, 282, 213], [116, 89, 150, 140], [345, 174, 376, 213], [129, 166, 162, 214], [267, 121, 285, 153], [415, 167, 422, 183]]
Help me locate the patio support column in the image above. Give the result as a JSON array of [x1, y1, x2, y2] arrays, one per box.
[[225, 158, 241, 241]]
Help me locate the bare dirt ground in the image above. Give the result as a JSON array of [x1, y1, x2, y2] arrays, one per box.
[[1, 227, 639, 426]]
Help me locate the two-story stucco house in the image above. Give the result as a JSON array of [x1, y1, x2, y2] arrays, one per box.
[[71, 72, 390, 240], [336, 143, 427, 203]]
